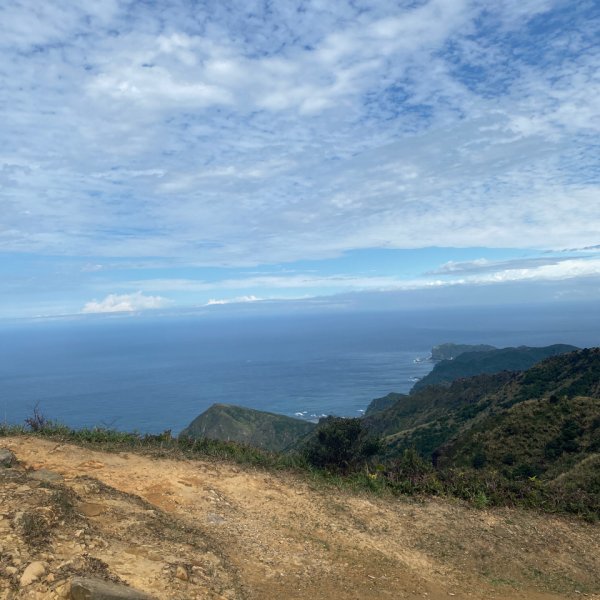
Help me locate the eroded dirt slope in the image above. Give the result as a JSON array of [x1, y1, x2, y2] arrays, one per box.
[[1, 436, 599, 600]]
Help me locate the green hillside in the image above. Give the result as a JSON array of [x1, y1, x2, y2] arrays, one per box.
[[363, 372, 515, 459], [364, 372, 513, 437], [411, 344, 578, 392], [365, 348, 600, 518], [180, 403, 316, 452], [363, 348, 599, 465], [435, 394, 600, 477], [507, 347, 600, 405], [435, 348, 600, 471], [363, 392, 404, 416]]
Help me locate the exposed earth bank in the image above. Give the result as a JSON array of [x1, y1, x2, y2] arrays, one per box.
[[1, 436, 599, 599]]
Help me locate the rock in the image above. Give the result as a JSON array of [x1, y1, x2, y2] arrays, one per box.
[[29, 469, 63, 483], [175, 565, 188, 581], [0, 448, 16, 467], [20, 561, 46, 586], [55, 581, 71, 598], [70, 577, 156, 599]]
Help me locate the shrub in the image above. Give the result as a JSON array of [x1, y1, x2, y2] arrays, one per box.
[[382, 449, 442, 495], [302, 417, 381, 474]]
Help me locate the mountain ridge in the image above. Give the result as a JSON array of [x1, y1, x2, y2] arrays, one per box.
[[411, 343, 579, 392]]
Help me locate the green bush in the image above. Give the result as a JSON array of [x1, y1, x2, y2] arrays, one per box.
[[301, 417, 381, 474]]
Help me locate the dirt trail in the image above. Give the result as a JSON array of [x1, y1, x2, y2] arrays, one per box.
[[2, 436, 599, 600]]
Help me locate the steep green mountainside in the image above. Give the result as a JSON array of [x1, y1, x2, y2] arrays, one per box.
[[364, 372, 513, 438], [436, 348, 600, 474], [411, 344, 578, 392], [363, 344, 500, 418], [369, 348, 600, 518], [178, 349, 598, 486], [363, 372, 516, 460], [435, 394, 600, 478], [506, 347, 600, 405], [431, 343, 496, 361], [180, 403, 316, 452], [366, 348, 599, 464]]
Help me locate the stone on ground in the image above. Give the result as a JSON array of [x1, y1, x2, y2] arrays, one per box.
[[0, 448, 16, 467], [20, 561, 46, 586]]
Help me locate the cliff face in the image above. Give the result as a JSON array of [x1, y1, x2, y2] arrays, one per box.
[[2, 436, 600, 600]]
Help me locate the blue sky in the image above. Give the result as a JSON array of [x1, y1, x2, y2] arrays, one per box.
[[1, 0, 599, 318]]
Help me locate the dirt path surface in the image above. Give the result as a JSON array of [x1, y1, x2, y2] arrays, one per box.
[[1, 436, 599, 600]]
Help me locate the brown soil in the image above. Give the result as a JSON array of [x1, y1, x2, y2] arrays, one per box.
[[1, 436, 599, 599]]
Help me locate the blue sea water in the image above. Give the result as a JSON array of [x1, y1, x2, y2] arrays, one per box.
[[0, 304, 598, 434]]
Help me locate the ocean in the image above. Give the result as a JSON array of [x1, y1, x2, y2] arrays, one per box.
[[0, 304, 598, 434]]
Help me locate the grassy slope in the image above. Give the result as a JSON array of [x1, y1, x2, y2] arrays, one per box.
[[436, 394, 600, 475], [433, 348, 600, 471], [357, 349, 600, 517], [429, 349, 600, 514]]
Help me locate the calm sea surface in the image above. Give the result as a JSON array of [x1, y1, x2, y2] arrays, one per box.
[[0, 305, 598, 433]]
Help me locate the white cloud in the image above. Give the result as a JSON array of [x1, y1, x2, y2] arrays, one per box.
[[205, 295, 261, 306], [81, 291, 171, 314], [428, 256, 586, 276], [466, 258, 600, 285], [126, 256, 600, 299], [0, 0, 598, 266]]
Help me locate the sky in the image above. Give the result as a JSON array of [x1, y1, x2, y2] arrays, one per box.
[[1, 0, 599, 319]]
